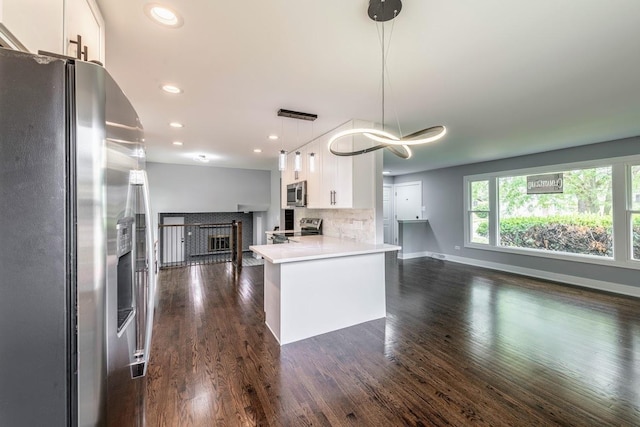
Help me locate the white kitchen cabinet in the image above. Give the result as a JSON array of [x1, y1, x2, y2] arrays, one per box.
[[318, 122, 354, 208], [1, 0, 64, 53], [65, 0, 105, 64], [306, 120, 377, 210], [280, 119, 378, 210], [0, 0, 104, 64], [305, 139, 322, 207]]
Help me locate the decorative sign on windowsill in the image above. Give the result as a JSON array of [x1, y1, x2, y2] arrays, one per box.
[[527, 173, 563, 194]]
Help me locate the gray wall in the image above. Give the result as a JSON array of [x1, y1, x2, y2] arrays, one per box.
[[147, 162, 273, 244], [147, 162, 271, 213], [393, 136, 640, 290], [160, 212, 253, 257]]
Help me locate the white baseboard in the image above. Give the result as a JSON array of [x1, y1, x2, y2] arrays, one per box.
[[397, 251, 431, 260], [407, 252, 640, 298]]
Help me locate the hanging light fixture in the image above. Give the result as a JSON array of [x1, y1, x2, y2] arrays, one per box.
[[309, 152, 316, 172], [276, 108, 317, 171], [294, 151, 301, 172], [328, 0, 446, 158]]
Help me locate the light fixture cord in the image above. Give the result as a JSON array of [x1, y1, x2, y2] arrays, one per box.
[[280, 117, 284, 152], [376, 8, 400, 135], [381, 12, 385, 131], [386, 11, 403, 138]]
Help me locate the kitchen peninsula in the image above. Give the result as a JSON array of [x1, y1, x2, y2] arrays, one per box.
[[250, 236, 400, 345]]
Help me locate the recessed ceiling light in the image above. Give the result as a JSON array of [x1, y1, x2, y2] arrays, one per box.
[[161, 84, 182, 94], [169, 122, 184, 128], [253, 149, 262, 153], [172, 141, 183, 146], [144, 3, 184, 28], [268, 135, 278, 141]]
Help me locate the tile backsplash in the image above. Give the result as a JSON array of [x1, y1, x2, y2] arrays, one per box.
[[296, 208, 375, 243]]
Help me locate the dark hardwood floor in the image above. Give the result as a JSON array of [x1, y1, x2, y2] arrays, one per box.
[[140, 255, 640, 426]]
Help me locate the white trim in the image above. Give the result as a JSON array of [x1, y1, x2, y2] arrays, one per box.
[[464, 155, 640, 269], [466, 153, 640, 181], [464, 241, 640, 270], [397, 251, 431, 260], [408, 252, 640, 298], [383, 183, 394, 245], [393, 180, 422, 245]]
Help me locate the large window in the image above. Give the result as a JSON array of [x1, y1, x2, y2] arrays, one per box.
[[630, 165, 640, 260], [464, 156, 640, 267], [498, 167, 612, 257]]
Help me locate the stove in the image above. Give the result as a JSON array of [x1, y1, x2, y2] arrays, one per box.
[[299, 218, 322, 236]]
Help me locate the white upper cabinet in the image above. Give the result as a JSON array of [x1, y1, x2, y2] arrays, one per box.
[[1, 0, 64, 53], [318, 122, 354, 208], [283, 119, 379, 210], [0, 0, 104, 64], [65, 0, 105, 64]]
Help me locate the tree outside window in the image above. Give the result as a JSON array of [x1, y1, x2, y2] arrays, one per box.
[[497, 167, 613, 257]]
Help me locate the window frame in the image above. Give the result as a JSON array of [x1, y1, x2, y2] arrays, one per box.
[[627, 164, 640, 261], [464, 177, 493, 245], [463, 154, 640, 269]]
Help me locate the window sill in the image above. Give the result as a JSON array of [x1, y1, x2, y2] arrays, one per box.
[[464, 242, 640, 270]]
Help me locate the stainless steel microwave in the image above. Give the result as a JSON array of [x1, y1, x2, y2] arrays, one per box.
[[286, 181, 307, 207]]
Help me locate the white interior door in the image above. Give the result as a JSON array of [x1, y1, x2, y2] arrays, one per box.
[[162, 216, 184, 264], [383, 184, 392, 244], [394, 182, 422, 244]]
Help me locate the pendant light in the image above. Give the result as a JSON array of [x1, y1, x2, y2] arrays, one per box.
[[294, 121, 301, 172], [278, 115, 287, 171], [294, 152, 301, 172], [276, 108, 318, 171], [309, 152, 316, 172], [328, 0, 446, 158]]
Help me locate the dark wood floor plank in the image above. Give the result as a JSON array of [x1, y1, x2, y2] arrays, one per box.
[[137, 255, 640, 426]]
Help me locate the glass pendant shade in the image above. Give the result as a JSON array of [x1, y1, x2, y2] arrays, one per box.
[[294, 151, 301, 172]]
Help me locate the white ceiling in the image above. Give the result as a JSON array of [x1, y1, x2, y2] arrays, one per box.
[[96, 0, 640, 176]]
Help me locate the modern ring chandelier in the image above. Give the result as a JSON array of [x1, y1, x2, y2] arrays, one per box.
[[328, 0, 447, 159]]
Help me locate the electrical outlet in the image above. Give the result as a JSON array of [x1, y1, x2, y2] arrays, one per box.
[[454, 245, 460, 250], [188, 231, 192, 236], [353, 220, 363, 230]]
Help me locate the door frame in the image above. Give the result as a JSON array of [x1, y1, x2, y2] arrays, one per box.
[[162, 216, 185, 265], [383, 183, 394, 244], [393, 181, 422, 245]]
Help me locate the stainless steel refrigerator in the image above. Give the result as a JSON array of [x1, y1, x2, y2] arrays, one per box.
[[0, 47, 156, 426]]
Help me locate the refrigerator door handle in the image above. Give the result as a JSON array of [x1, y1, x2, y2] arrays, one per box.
[[141, 170, 156, 376], [132, 170, 156, 378]]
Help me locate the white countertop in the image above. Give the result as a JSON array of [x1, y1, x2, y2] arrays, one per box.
[[397, 219, 429, 223], [249, 235, 400, 264]]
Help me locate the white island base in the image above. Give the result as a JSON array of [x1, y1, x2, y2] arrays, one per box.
[[251, 236, 399, 345]]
